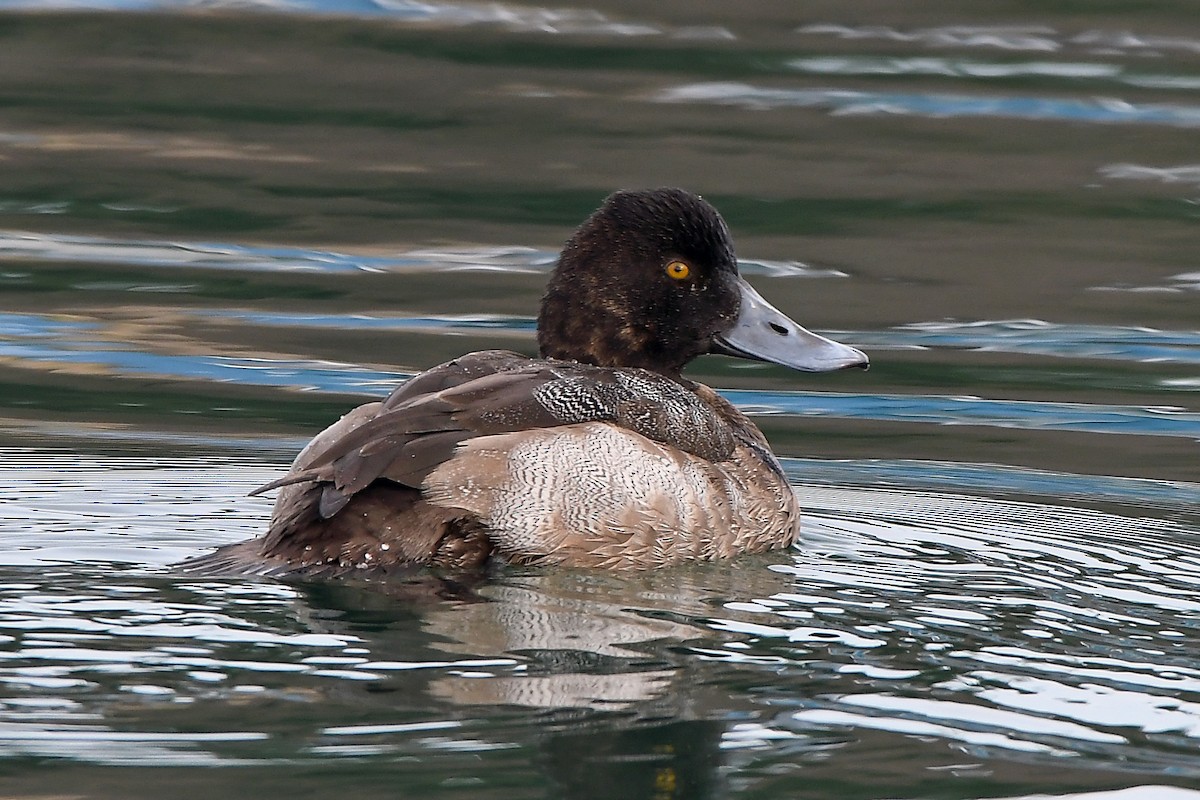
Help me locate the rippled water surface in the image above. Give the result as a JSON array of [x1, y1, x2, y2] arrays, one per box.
[[1, 1, 1198, 797]]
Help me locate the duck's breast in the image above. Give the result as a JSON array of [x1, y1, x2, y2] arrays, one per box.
[[421, 421, 800, 569]]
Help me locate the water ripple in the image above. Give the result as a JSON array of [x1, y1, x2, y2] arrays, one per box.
[[0, 311, 413, 393], [734, 482, 1200, 764], [195, 312, 1200, 367], [0, 721, 269, 766], [796, 23, 1062, 52], [726, 389, 1200, 439], [842, 319, 1200, 364], [204, 310, 538, 334], [0, 0, 728, 38], [1090, 271, 1200, 293], [3, 312, 1198, 438], [653, 82, 1200, 127], [0, 232, 556, 275], [1101, 162, 1200, 187], [784, 458, 1200, 512], [4, 339, 412, 394], [787, 56, 1200, 92], [2, 448, 1199, 775], [0, 231, 844, 278], [798, 23, 1200, 59]]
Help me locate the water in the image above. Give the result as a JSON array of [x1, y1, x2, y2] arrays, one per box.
[[0, 1, 1198, 797]]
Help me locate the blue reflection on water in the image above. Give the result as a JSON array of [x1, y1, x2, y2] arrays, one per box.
[[0, 0, 600, 22], [0, 313, 99, 337], [655, 83, 1200, 127], [0, 232, 557, 275], [0, 312, 411, 392], [0, 0, 716, 38], [3, 312, 1199, 439], [723, 389, 1200, 438], [840, 320, 1200, 364], [8, 343, 412, 394]]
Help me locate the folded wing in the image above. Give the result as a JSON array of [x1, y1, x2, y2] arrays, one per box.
[[254, 350, 740, 556]]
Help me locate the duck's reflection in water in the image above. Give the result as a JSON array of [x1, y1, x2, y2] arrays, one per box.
[[424, 574, 701, 711], [299, 557, 792, 711], [290, 558, 798, 799]]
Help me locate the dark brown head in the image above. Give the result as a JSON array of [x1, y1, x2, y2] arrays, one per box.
[[537, 188, 868, 378]]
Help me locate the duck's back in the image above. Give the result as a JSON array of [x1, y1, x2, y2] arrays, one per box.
[[197, 350, 800, 575]]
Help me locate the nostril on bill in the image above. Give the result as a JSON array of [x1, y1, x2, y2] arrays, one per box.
[[768, 322, 789, 336]]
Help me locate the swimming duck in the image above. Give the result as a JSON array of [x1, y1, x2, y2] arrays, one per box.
[[193, 188, 868, 575]]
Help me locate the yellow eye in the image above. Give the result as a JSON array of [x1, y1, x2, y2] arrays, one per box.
[[665, 260, 691, 280]]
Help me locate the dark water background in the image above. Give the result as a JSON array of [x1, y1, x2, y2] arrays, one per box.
[[0, 1, 1198, 798]]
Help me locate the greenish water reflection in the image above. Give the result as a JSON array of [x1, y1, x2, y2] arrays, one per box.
[[1, 2, 1199, 798]]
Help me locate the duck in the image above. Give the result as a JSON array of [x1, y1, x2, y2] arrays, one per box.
[[189, 188, 868, 575]]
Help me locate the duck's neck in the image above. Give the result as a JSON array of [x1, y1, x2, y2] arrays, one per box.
[[537, 287, 688, 378]]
